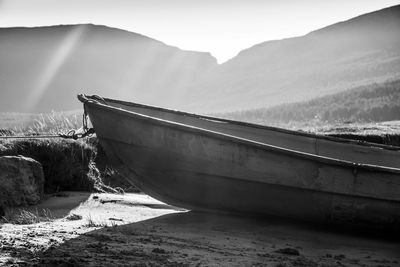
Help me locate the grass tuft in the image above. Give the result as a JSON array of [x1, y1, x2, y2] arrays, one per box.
[[1, 207, 54, 224], [1, 110, 136, 196], [84, 214, 108, 228], [0, 110, 83, 136], [0, 138, 97, 193]]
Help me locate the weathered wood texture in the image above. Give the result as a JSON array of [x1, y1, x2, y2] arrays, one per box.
[[108, 100, 400, 169], [80, 95, 400, 228]]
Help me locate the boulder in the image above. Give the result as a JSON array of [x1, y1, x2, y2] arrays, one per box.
[[0, 156, 44, 208]]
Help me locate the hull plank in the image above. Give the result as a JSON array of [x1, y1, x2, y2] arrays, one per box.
[[79, 95, 400, 228], [108, 99, 400, 169]]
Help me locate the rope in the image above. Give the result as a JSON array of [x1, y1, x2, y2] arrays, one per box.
[[0, 135, 60, 139], [0, 129, 95, 140], [0, 108, 95, 140], [58, 128, 95, 140]]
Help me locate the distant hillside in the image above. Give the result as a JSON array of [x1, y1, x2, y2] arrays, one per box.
[[1, 5, 400, 114], [216, 79, 400, 126], [0, 24, 217, 112], [183, 5, 400, 113]]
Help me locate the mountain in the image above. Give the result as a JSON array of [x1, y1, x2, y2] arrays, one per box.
[[216, 79, 400, 126], [181, 5, 400, 113], [1, 5, 400, 114], [0, 24, 217, 112]]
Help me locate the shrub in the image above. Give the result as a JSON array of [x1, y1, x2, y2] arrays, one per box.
[[0, 138, 97, 193]]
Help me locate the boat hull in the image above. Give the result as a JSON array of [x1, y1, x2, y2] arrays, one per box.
[[100, 139, 400, 226], [106, 97, 400, 169], [83, 100, 400, 228]]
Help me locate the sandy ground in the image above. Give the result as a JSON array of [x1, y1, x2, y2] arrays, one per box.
[[1, 192, 399, 267]]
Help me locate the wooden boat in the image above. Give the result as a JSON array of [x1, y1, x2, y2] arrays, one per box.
[[78, 94, 400, 228]]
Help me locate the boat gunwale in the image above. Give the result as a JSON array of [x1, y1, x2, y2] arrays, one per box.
[[93, 95, 400, 151], [80, 95, 400, 175]]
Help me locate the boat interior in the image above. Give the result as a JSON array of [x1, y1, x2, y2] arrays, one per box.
[[93, 96, 400, 170]]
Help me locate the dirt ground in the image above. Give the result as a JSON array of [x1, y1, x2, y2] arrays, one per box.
[[1, 192, 399, 266]]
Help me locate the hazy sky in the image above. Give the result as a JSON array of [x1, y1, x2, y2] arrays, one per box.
[[1, 0, 399, 62]]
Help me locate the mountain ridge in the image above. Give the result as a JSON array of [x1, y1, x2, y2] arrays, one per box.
[[234, 4, 400, 61], [0, 24, 218, 112], [0, 5, 399, 113], [181, 4, 400, 113], [2, 23, 217, 59], [309, 4, 400, 36]]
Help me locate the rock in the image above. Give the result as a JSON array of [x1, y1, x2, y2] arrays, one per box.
[[0, 156, 44, 207], [152, 248, 166, 254], [66, 213, 82, 221], [275, 247, 300, 256]]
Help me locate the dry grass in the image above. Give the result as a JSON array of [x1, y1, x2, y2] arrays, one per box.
[[0, 135, 128, 195], [84, 214, 111, 228], [0, 110, 126, 193], [0, 138, 97, 193], [303, 120, 400, 135], [1, 207, 54, 224], [0, 110, 83, 136], [0, 110, 117, 193], [303, 121, 400, 147], [84, 215, 99, 227]]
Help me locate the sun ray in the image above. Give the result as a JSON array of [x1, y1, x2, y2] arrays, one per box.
[[26, 25, 87, 112]]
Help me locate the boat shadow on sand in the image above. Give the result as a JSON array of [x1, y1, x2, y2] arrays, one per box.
[[0, 192, 91, 224], [13, 204, 400, 267]]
